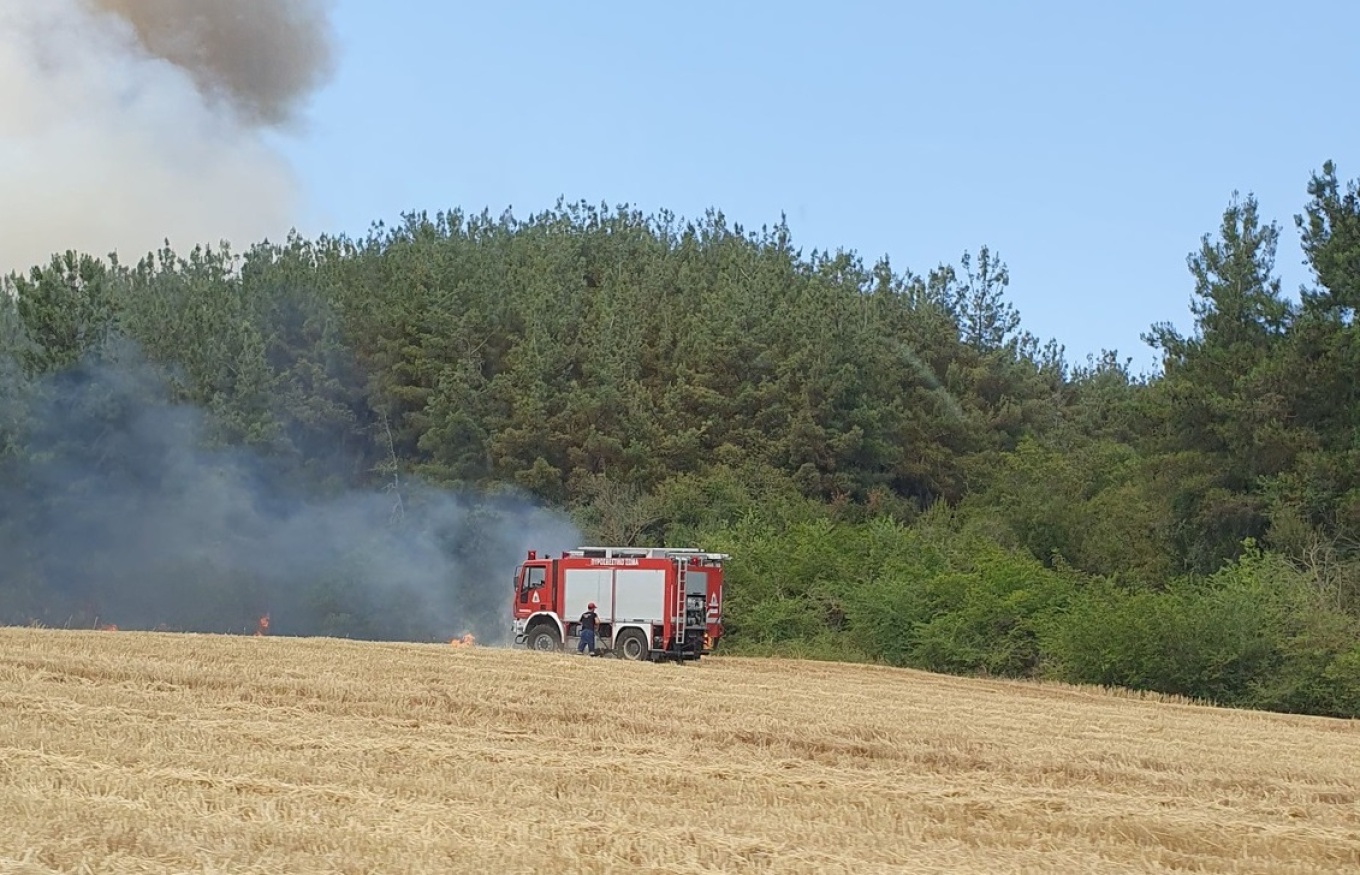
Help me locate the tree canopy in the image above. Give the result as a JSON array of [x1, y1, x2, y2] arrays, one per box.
[[4, 168, 1360, 718]]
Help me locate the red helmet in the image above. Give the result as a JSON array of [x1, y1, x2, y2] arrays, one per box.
[[587, 602, 596, 609]]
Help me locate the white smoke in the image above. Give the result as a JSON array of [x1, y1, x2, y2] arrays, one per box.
[[0, 1, 334, 276]]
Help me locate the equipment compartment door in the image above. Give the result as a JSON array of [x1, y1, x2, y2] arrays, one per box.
[[613, 569, 666, 622], [563, 568, 612, 625]]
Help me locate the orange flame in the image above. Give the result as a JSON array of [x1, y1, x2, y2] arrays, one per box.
[[254, 615, 270, 636], [448, 633, 476, 648], [97, 624, 117, 632]]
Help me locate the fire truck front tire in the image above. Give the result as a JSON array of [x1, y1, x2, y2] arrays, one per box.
[[525, 625, 561, 652], [614, 628, 649, 661]]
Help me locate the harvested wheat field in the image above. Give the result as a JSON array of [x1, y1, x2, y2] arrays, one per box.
[[1, 629, 1358, 874]]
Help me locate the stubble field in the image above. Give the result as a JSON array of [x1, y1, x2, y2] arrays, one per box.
[[0, 628, 1357, 874]]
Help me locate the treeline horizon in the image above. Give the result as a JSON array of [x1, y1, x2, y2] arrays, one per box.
[[2, 161, 1359, 718]]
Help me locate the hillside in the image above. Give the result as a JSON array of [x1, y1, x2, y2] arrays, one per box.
[[1, 628, 1357, 874], [6, 179, 1360, 718]]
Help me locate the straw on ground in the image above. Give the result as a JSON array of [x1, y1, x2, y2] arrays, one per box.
[[1, 628, 1357, 874]]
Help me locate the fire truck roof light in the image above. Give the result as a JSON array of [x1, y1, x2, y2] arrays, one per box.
[[527, 550, 536, 560]]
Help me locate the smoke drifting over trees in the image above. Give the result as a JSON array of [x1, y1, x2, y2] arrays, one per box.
[[1, 336, 580, 641], [0, 0, 334, 275]]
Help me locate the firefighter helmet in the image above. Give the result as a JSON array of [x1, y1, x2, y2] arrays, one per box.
[[587, 602, 596, 609]]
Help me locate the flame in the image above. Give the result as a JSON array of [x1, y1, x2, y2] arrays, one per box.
[[97, 624, 118, 632], [448, 633, 476, 648], [254, 615, 270, 636]]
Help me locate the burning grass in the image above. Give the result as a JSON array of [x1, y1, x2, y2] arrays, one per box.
[[0, 628, 1357, 874]]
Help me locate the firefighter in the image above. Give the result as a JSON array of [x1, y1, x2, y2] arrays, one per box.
[[578, 602, 599, 655]]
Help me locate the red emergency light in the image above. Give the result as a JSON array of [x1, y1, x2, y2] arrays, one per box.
[[527, 550, 536, 560]]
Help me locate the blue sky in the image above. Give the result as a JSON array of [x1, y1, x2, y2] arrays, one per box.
[[274, 1, 1360, 372]]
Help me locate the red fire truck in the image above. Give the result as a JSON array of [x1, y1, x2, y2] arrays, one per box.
[[511, 546, 728, 661]]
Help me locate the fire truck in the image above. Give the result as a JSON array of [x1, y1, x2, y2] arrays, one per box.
[[511, 546, 728, 661]]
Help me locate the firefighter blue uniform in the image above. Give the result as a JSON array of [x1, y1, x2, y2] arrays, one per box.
[[578, 604, 598, 654]]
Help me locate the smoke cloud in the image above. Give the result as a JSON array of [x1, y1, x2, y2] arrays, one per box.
[[0, 0, 334, 277], [0, 3, 581, 644], [0, 340, 582, 643], [87, 0, 335, 126]]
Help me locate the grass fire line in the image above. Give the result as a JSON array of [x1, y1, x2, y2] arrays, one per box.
[[68, 614, 479, 645]]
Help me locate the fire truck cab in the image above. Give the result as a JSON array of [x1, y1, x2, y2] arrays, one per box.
[[511, 546, 727, 661]]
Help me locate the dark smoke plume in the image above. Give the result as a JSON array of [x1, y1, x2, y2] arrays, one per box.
[[87, 0, 336, 127], [0, 339, 581, 642], [0, 1, 334, 278]]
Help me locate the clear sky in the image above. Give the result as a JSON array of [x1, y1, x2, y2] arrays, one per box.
[[272, 0, 1360, 372]]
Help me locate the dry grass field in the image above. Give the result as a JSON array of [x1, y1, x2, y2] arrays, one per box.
[[1, 628, 1358, 874]]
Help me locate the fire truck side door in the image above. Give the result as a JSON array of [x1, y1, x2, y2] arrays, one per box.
[[519, 566, 546, 605]]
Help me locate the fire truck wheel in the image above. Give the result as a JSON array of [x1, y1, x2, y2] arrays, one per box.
[[614, 628, 649, 661], [525, 625, 561, 652]]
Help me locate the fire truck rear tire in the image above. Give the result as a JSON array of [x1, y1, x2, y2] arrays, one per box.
[[525, 625, 561, 652], [614, 628, 649, 661]]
